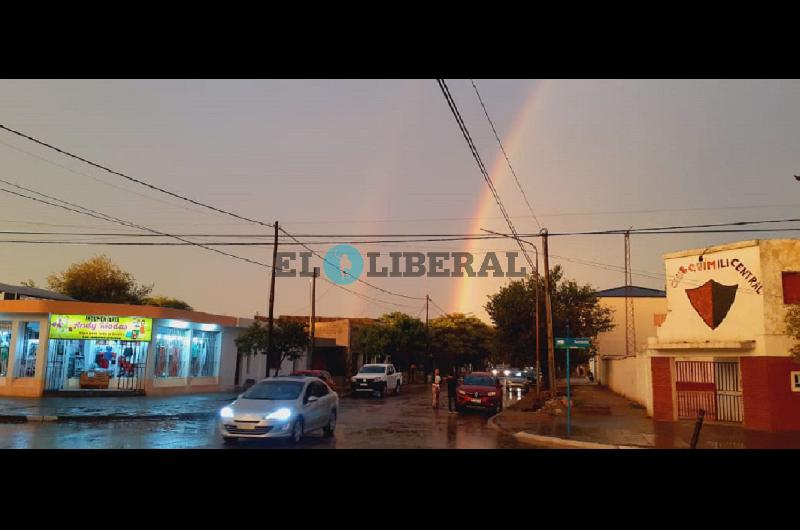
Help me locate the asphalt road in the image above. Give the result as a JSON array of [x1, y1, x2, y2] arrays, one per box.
[[0, 385, 530, 449]]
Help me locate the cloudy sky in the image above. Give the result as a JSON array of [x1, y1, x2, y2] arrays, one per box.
[[1, 79, 798, 321]]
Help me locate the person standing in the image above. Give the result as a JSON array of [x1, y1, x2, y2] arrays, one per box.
[[431, 368, 441, 409], [446, 370, 459, 413]]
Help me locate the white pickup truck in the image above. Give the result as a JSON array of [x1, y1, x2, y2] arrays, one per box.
[[350, 363, 403, 398]]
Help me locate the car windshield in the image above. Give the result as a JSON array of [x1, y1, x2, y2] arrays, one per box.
[[463, 375, 495, 386], [241, 381, 304, 400], [359, 366, 386, 374]]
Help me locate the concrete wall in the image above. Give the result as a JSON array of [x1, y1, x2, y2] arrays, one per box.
[[600, 353, 654, 415]]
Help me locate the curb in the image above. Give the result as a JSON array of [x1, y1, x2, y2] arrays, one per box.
[[0, 412, 215, 423], [513, 431, 645, 449]]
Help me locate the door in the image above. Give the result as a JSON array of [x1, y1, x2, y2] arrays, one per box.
[[303, 382, 324, 429], [675, 360, 742, 423]]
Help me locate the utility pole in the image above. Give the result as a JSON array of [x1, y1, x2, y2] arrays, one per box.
[[541, 229, 556, 397], [308, 267, 319, 370], [266, 221, 279, 377], [534, 273, 541, 398], [425, 294, 430, 379], [624, 230, 636, 358]]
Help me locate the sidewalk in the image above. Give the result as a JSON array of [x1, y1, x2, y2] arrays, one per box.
[[0, 392, 238, 422], [493, 380, 800, 449]]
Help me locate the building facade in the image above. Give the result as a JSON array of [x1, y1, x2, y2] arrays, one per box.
[[0, 300, 251, 397], [649, 239, 800, 431]]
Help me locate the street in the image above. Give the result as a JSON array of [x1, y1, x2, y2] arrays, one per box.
[[0, 385, 530, 449]]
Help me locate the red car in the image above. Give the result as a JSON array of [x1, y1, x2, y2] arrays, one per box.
[[290, 370, 337, 393], [456, 372, 503, 414]]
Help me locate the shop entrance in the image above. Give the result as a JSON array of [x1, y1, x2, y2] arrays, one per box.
[[44, 339, 148, 393]]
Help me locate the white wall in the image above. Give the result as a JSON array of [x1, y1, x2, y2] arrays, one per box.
[[600, 353, 653, 416]]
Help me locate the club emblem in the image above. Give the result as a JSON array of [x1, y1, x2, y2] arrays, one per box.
[[685, 279, 738, 329]]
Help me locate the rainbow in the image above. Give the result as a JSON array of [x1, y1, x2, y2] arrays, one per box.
[[454, 80, 549, 319]]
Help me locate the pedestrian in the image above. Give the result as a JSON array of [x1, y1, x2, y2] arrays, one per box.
[[446, 370, 459, 413], [431, 368, 441, 409]]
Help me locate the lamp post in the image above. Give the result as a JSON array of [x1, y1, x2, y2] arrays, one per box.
[[480, 228, 541, 397]]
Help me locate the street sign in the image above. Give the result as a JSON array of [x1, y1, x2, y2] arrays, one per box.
[[555, 337, 591, 349]]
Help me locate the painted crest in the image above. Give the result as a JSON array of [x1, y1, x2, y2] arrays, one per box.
[[685, 279, 738, 330]]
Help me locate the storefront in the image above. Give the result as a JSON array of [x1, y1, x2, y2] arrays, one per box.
[[0, 300, 251, 397]]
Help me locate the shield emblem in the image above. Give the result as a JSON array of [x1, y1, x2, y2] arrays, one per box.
[[685, 280, 738, 330]]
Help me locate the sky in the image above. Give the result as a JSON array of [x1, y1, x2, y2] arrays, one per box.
[[0, 79, 798, 322]]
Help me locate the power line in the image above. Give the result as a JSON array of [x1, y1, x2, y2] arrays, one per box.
[[435, 79, 535, 272], [0, 123, 425, 303], [428, 298, 449, 317], [470, 79, 542, 230]]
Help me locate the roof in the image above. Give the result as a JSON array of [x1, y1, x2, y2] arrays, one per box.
[[595, 286, 666, 298], [0, 282, 75, 301]]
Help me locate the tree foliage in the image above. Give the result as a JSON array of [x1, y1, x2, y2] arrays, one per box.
[[142, 296, 193, 311], [485, 265, 615, 379], [429, 312, 495, 375], [785, 305, 800, 361], [351, 312, 426, 371], [234, 319, 308, 377], [47, 255, 153, 304]]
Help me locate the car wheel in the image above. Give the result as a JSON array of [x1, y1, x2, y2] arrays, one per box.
[[290, 417, 304, 444], [395, 382, 401, 395], [323, 410, 337, 437], [222, 437, 238, 446], [375, 387, 384, 398]]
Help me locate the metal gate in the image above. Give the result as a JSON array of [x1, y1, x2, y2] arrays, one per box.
[[675, 360, 743, 423]]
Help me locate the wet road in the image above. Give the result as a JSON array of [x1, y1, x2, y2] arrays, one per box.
[[0, 385, 530, 449]]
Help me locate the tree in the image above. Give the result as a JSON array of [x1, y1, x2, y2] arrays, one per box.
[[234, 319, 308, 378], [351, 312, 426, 371], [429, 312, 495, 375], [47, 255, 152, 304], [784, 306, 800, 361], [142, 296, 193, 311], [20, 279, 37, 288], [486, 265, 615, 383]]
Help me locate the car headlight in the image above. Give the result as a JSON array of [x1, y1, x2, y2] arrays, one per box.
[[503, 370, 510, 376], [220, 406, 234, 419], [491, 369, 498, 376], [458, 389, 466, 395], [265, 408, 292, 421], [488, 392, 497, 397]]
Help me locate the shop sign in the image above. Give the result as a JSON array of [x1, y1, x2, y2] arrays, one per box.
[[49, 314, 152, 341]]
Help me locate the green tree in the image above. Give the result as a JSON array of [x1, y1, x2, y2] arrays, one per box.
[[485, 265, 615, 383], [234, 319, 308, 378], [47, 255, 153, 304], [429, 312, 495, 375], [351, 312, 426, 371], [142, 296, 193, 311], [784, 306, 800, 361]]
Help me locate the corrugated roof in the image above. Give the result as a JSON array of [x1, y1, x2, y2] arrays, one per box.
[[595, 286, 666, 298], [0, 282, 75, 301]]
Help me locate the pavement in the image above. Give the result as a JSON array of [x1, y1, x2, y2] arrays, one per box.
[[0, 384, 531, 448], [492, 378, 800, 449], [0, 392, 239, 422]]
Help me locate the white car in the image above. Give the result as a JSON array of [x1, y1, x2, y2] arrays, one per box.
[[219, 376, 338, 445], [350, 363, 403, 397]]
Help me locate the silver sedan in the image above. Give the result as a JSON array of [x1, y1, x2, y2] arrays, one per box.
[[219, 376, 339, 444]]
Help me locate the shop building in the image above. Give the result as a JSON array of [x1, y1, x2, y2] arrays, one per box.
[[649, 239, 800, 432], [0, 299, 252, 397]]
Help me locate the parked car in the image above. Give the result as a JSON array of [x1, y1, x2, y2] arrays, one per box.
[[290, 369, 337, 393], [350, 363, 403, 397], [505, 368, 531, 393], [219, 376, 338, 445], [456, 372, 503, 414]]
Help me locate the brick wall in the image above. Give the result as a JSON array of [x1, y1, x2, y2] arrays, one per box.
[[651, 357, 675, 421], [741, 356, 800, 431]]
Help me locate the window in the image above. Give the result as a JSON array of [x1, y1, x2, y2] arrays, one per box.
[[387, 366, 395, 375], [153, 327, 190, 378], [792, 371, 800, 393], [14, 322, 39, 378], [0, 321, 11, 376], [189, 330, 220, 377], [782, 272, 800, 304], [314, 381, 329, 397]]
